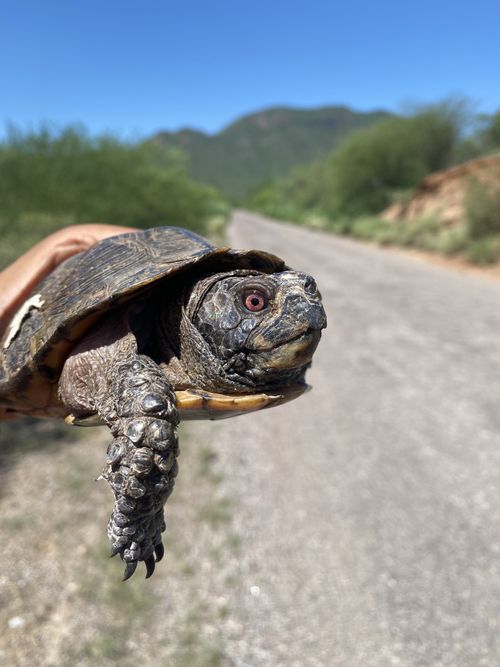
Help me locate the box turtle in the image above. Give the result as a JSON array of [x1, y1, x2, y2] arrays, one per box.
[[0, 226, 326, 580]]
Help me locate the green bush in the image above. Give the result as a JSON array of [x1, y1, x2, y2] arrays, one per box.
[[349, 217, 392, 242], [326, 218, 355, 235], [0, 212, 77, 269], [394, 216, 441, 248], [346, 215, 468, 256], [0, 125, 227, 268], [464, 179, 500, 239], [480, 110, 500, 151], [465, 236, 500, 265], [325, 121, 426, 216], [437, 228, 469, 256]]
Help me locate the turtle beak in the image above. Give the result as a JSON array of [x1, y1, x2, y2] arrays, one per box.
[[255, 328, 323, 370]]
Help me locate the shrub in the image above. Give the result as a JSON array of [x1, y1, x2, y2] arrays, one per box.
[[394, 216, 441, 248], [432, 228, 469, 256], [350, 217, 392, 241], [464, 179, 500, 239], [465, 236, 500, 265], [481, 110, 500, 151]]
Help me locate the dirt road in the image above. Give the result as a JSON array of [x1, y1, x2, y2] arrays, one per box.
[[190, 210, 500, 666], [2, 210, 500, 666]]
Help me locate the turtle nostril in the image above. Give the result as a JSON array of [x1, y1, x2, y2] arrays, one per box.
[[303, 276, 317, 296]]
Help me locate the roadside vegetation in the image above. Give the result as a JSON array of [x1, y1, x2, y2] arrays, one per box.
[[247, 100, 500, 266], [0, 125, 229, 269]]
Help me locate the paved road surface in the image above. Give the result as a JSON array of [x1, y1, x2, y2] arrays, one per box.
[[191, 210, 500, 666]]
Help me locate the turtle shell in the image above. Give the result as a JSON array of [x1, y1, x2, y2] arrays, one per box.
[[0, 226, 293, 419]]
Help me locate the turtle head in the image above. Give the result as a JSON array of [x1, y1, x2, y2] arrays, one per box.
[[180, 270, 326, 392]]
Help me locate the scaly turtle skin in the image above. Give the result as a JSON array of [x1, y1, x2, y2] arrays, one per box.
[[0, 226, 326, 579]]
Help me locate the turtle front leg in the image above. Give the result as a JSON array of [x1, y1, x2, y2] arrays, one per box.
[[95, 354, 179, 580]]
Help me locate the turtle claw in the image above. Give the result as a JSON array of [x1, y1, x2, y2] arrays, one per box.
[[110, 544, 121, 558], [122, 560, 138, 581], [145, 555, 156, 579], [154, 543, 164, 562]]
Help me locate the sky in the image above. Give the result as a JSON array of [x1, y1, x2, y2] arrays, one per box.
[[1, 0, 499, 138]]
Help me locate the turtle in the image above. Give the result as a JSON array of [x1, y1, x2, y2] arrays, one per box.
[[0, 226, 326, 580]]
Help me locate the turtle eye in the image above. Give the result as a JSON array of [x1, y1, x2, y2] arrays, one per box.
[[242, 290, 268, 312]]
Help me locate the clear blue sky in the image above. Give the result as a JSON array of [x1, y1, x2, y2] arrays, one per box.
[[1, 0, 499, 138]]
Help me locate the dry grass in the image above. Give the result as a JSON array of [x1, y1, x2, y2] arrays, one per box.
[[0, 420, 239, 666]]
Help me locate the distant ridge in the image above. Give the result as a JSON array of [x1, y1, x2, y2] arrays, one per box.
[[152, 105, 392, 200]]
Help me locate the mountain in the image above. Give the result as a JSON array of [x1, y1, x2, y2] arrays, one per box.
[[152, 106, 391, 200]]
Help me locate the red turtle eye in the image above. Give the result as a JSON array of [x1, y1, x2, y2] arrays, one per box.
[[243, 290, 268, 312]]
